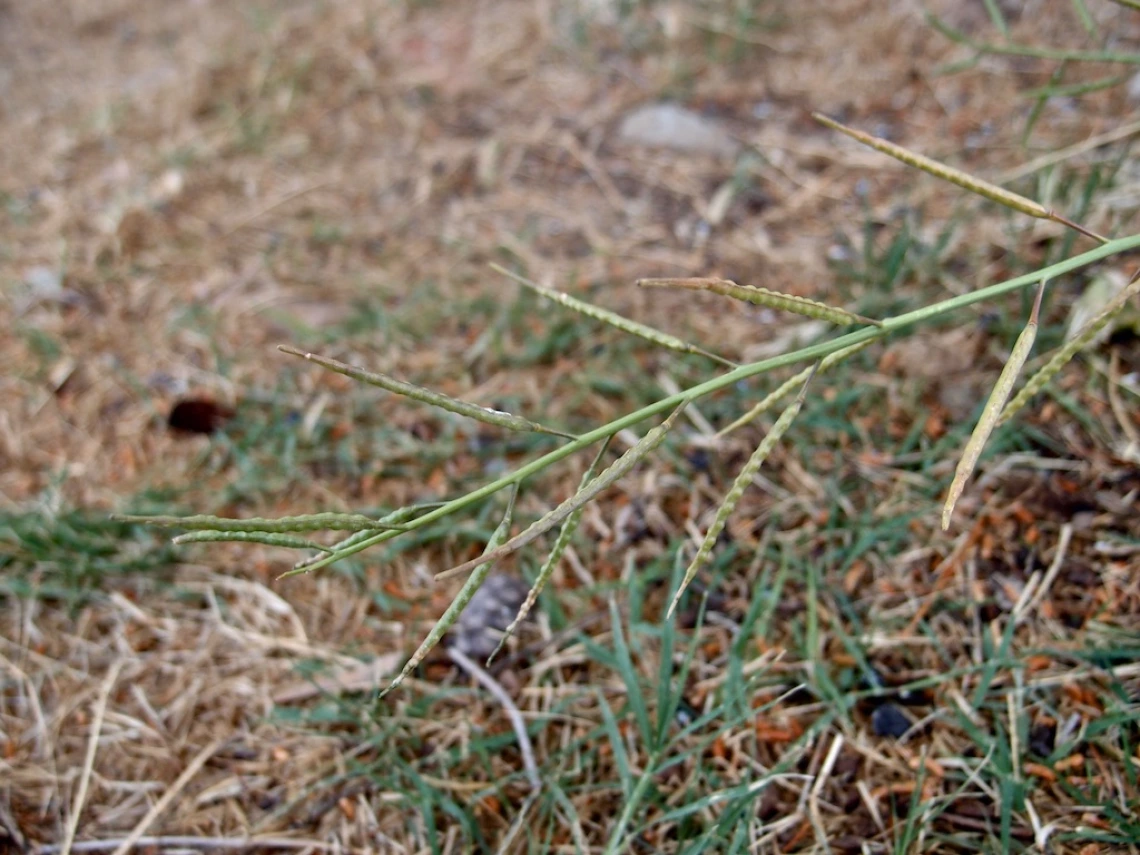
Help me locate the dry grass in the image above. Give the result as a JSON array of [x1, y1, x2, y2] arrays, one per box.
[[2, 0, 1139, 851]]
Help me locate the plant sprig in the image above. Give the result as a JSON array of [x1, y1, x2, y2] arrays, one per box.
[[269, 234, 1139, 579]]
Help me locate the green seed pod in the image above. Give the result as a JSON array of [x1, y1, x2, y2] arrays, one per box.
[[638, 278, 880, 327], [280, 345, 575, 439], [172, 530, 333, 551], [493, 264, 736, 367], [668, 371, 812, 619]]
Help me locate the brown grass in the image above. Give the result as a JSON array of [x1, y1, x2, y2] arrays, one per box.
[[2, 0, 1139, 851]]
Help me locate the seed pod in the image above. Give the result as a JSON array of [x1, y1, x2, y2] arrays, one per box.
[[493, 264, 736, 367], [943, 282, 1045, 530], [435, 404, 687, 583], [381, 487, 519, 697], [667, 371, 813, 619], [279, 345, 575, 439], [486, 438, 614, 665], [638, 278, 880, 327], [813, 113, 1105, 244], [172, 530, 333, 551]]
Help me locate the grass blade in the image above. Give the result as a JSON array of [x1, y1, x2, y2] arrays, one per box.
[[943, 282, 1046, 530], [492, 263, 737, 367], [638, 277, 881, 327], [279, 344, 575, 439], [813, 112, 1107, 243], [667, 370, 813, 618], [486, 437, 613, 665], [435, 403, 686, 583], [609, 597, 652, 750], [380, 485, 519, 697]]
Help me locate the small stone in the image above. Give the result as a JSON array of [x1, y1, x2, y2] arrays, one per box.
[[617, 103, 738, 157], [1029, 720, 1056, 758], [450, 574, 530, 660], [1128, 71, 1140, 102], [871, 702, 911, 739]]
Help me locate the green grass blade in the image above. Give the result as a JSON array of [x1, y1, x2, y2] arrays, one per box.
[[596, 687, 633, 799], [608, 598, 652, 750], [981, 0, 1010, 36], [279, 344, 575, 439]]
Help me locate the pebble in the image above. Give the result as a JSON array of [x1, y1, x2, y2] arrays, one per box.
[[871, 702, 911, 739], [617, 103, 739, 157]]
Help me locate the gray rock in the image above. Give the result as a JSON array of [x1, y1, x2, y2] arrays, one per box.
[[450, 574, 531, 660], [1129, 70, 1140, 102], [617, 103, 739, 156]]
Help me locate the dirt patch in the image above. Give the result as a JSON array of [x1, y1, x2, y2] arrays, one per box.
[[2, 0, 1139, 850]]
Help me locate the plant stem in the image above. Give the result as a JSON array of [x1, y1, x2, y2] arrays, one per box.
[[283, 233, 1140, 577]]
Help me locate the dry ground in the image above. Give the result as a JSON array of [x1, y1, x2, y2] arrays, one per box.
[[2, 0, 1140, 852]]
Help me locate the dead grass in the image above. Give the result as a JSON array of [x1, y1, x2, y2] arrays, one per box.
[[2, 0, 1139, 851]]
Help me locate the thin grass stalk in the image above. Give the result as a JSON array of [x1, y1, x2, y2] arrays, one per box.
[[492, 263, 736, 367], [291, 504, 444, 570], [380, 486, 519, 697], [637, 278, 881, 327], [279, 345, 576, 439], [999, 270, 1140, 425], [276, 235, 1140, 578], [812, 113, 1107, 244], [926, 11, 1140, 63], [942, 282, 1046, 531], [667, 368, 815, 619], [718, 340, 872, 437], [112, 512, 406, 533], [434, 403, 687, 583], [172, 531, 333, 551], [487, 438, 613, 665]]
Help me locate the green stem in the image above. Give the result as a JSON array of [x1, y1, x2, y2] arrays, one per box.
[[603, 749, 662, 855], [283, 234, 1140, 577], [927, 13, 1140, 64]]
